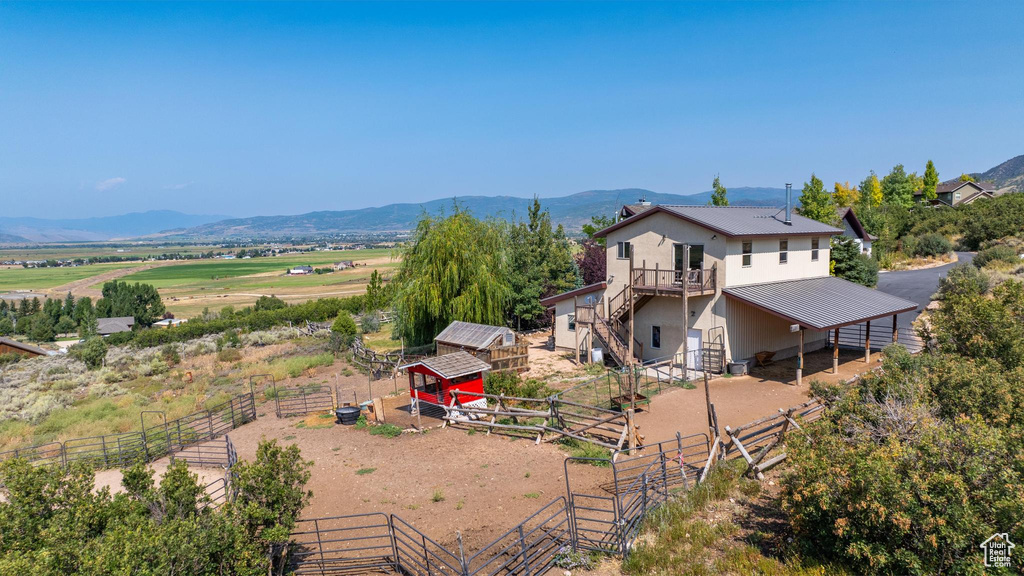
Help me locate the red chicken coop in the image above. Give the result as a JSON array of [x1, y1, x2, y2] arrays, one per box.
[[400, 351, 491, 410]]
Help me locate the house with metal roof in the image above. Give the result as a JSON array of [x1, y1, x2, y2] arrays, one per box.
[[0, 337, 51, 358], [837, 207, 876, 255], [540, 198, 917, 385], [913, 179, 995, 207]]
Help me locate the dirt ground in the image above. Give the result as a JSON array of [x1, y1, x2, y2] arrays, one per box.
[[94, 455, 226, 494], [635, 348, 881, 443], [227, 402, 610, 553]]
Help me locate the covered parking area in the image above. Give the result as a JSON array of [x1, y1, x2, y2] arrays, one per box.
[[723, 276, 919, 385]]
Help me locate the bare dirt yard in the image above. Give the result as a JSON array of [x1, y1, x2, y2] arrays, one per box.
[[228, 403, 610, 554], [635, 348, 882, 443]]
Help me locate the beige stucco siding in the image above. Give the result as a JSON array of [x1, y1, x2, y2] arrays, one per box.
[[551, 291, 602, 352], [632, 293, 724, 362], [724, 235, 831, 287], [604, 212, 727, 301], [724, 297, 828, 362]]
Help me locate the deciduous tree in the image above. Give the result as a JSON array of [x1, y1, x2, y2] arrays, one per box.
[[859, 171, 883, 208], [832, 181, 859, 208], [922, 160, 939, 201], [798, 173, 836, 224], [881, 164, 915, 208]]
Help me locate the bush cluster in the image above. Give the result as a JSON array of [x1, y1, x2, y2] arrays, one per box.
[[483, 370, 553, 399], [908, 232, 952, 258], [974, 244, 1020, 268], [130, 296, 364, 349], [782, 346, 1024, 575], [0, 440, 312, 575]]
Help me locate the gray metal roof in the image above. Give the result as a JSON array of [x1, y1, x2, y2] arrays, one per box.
[[434, 320, 513, 350], [596, 205, 842, 239], [660, 206, 842, 237], [400, 351, 491, 379], [723, 276, 918, 331], [0, 336, 49, 356]]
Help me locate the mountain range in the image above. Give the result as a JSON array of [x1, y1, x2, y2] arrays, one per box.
[[168, 186, 793, 240], [2, 154, 1021, 243], [0, 210, 231, 243]]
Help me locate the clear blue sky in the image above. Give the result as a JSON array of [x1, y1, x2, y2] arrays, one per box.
[[2, 1, 1022, 219]]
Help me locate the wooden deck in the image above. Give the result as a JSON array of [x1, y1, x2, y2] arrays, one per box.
[[630, 267, 716, 297]]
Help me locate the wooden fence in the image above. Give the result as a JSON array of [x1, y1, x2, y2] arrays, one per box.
[[442, 390, 633, 450], [721, 398, 825, 480]]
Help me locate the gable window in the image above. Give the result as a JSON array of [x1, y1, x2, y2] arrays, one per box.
[[811, 237, 820, 261], [616, 241, 631, 260], [742, 241, 753, 267], [651, 325, 661, 349], [779, 239, 789, 264]]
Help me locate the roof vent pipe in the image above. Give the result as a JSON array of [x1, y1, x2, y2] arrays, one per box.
[[785, 183, 793, 225]]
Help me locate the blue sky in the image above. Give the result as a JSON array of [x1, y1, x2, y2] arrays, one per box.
[[1, 1, 1022, 219]]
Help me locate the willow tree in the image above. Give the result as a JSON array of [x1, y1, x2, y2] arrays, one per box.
[[393, 207, 511, 346]]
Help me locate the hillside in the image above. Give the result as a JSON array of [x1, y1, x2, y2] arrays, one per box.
[[169, 187, 793, 239], [0, 210, 232, 243], [971, 153, 1024, 193]]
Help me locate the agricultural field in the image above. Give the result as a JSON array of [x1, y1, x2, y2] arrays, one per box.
[[0, 243, 226, 262], [115, 249, 398, 316], [0, 247, 399, 317]]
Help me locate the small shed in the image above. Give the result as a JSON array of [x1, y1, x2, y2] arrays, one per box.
[[0, 337, 49, 358], [434, 321, 528, 372], [400, 351, 491, 409]]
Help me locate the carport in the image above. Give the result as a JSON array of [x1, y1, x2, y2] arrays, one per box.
[[723, 276, 918, 385]]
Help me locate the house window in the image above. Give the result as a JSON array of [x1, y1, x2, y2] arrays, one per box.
[[568, 314, 576, 332], [616, 241, 631, 259], [742, 241, 752, 267], [651, 326, 661, 349], [779, 239, 788, 264], [811, 237, 820, 261]]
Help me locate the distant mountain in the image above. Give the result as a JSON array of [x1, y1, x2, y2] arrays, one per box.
[[970, 154, 1024, 193], [171, 187, 796, 239], [0, 232, 29, 244], [0, 210, 233, 243]]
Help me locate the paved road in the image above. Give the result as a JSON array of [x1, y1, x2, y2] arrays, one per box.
[[876, 251, 974, 331]]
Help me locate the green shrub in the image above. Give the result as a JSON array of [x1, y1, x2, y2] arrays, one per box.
[[912, 232, 952, 257], [830, 236, 878, 287], [974, 244, 1019, 268], [781, 350, 1024, 575], [368, 423, 402, 438], [0, 352, 23, 367], [937, 262, 989, 298], [69, 337, 108, 370], [483, 371, 552, 399], [160, 345, 181, 366], [279, 353, 334, 378]]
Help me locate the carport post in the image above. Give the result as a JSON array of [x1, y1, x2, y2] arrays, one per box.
[[796, 329, 804, 386], [892, 314, 898, 344], [833, 327, 839, 374], [864, 320, 871, 363]]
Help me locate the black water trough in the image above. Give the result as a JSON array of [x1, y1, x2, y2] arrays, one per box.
[[335, 406, 361, 425]]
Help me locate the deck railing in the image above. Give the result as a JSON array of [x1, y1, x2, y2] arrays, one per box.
[[631, 266, 715, 294]]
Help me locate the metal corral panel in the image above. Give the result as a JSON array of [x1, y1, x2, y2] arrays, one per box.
[[723, 276, 917, 331], [434, 320, 513, 350]]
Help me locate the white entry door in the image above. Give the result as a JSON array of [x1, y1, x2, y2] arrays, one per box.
[[687, 329, 703, 371]]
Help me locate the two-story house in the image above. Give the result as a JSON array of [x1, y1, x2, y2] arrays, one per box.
[[541, 203, 917, 384], [913, 179, 995, 207]]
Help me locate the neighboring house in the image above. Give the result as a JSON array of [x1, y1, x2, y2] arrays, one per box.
[[289, 265, 314, 275], [540, 204, 917, 383], [0, 336, 50, 358], [97, 316, 135, 336], [152, 318, 187, 329], [434, 320, 528, 372], [334, 260, 355, 271], [914, 180, 995, 207], [837, 207, 876, 255]]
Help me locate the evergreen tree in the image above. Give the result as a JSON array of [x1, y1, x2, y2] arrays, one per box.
[[710, 175, 729, 206], [923, 160, 939, 201], [0, 316, 13, 337], [507, 197, 578, 331], [830, 236, 879, 287], [17, 299, 30, 319], [29, 297, 41, 315], [881, 164, 915, 208], [63, 291, 75, 318], [798, 173, 837, 224], [95, 280, 165, 327]]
